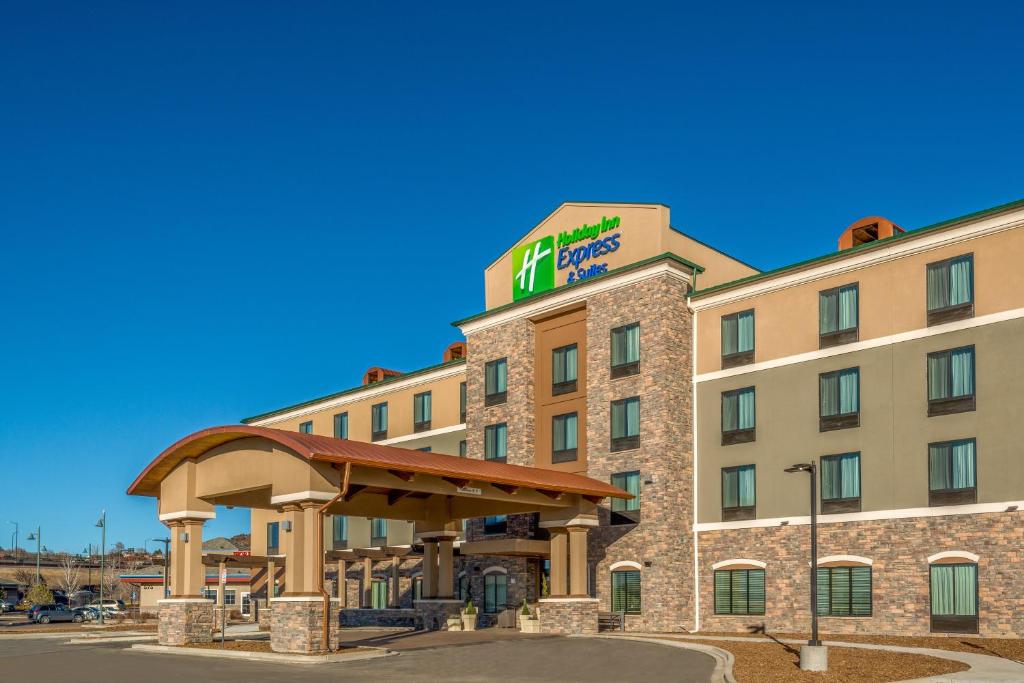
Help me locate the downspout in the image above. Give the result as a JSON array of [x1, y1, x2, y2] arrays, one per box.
[[317, 462, 351, 652]]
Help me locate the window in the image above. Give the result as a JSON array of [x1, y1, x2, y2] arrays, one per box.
[[611, 570, 641, 614], [223, 590, 236, 606], [484, 423, 508, 461], [484, 573, 507, 613], [202, 587, 216, 600], [484, 515, 507, 535], [930, 563, 978, 633], [371, 402, 388, 441], [816, 566, 871, 616], [721, 465, 756, 521], [458, 440, 467, 457], [929, 439, 977, 506], [332, 516, 348, 549], [485, 358, 508, 406], [610, 323, 640, 378], [416, 446, 432, 452], [819, 368, 860, 431], [413, 391, 432, 432], [610, 397, 640, 451], [721, 387, 755, 445], [819, 283, 859, 348], [413, 576, 423, 601], [610, 471, 641, 525], [298, 421, 313, 434], [266, 522, 280, 555], [714, 569, 765, 615], [552, 412, 578, 463], [371, 579, 388, 609], [721, 310, 755, 368], [333, 412, 348, 439], [927, 346, 976, 416], [552, 344, 579, 395], [458, 574, 469, 601], [370, 518, 388, 543], [460, 381, 467, 423], [821, 453, 861, 513], [927, 254, 974, 325]]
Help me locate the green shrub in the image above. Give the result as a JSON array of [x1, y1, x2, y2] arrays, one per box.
[[25, 584, 54, 606], [520, 599, 532, 616], [463, 599, 476, 615]]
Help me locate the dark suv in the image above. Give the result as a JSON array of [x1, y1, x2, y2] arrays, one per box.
[[31, 605, 84, 624]]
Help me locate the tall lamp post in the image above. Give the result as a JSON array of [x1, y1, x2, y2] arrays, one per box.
[[25, 527, 41, 585], [784, 462, 828, 672], [96, 512, 106, 625], [6, 521, 18, 557], [151, 538, 171, 598]]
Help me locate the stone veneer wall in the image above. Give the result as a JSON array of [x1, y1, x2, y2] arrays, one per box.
[[538, 598, 599, 634], [269, 599, 341, 653], [698, 510, 1024, 637], [341, 607, 420, 628], [158, 600, 214, 645]]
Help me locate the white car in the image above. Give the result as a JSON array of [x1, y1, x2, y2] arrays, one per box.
[[88, 600, 124, 614]]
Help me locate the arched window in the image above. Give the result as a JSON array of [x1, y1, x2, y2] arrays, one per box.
[[929, 552, 979, 634], [482, 567, 507, 613], [815, 556, 872, 617], [610, 562, 641, 614], [713, 560, 765, 615]]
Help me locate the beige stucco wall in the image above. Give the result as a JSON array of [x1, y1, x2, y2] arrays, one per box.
[[696, 317, 1024, 522]]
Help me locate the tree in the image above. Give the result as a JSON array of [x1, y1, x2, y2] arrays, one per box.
[[57, 553, 81, 601], [26, 583, 53, 605], [100, 553, 145, 602], [13, 568, 36, 586]]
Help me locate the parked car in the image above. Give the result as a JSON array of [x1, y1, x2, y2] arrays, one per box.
[[0, 600, 16, 613], [33, 605, 84, 624], [26, 604, 56, 621], [76, 606, 100, 621], [88, 599, 124, 613]]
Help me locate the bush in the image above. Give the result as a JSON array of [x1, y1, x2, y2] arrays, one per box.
[[463, 599, 476, 615], [25, 584, 53, 606], [520, 599, 532, 617]]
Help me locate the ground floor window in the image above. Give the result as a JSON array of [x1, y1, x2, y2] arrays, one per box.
[[371, 579, 388, 609], [816, 566, 871, 616], [484, 573, 507, 613], [930, 563, 978, 633], [714, 568, 765, 615], [458, 574, 470, 601], [412, 576, 422, 601], [610, 570, 641, 614]]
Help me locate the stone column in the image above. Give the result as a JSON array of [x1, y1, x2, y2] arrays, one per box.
[[362, 556, 373, 607], [389, 556, 401, 608], [568, 526, 589, 597], [158, 517, 213, 646], [549, 528, 569, 597], [437, 540, 454, 599], [422, 541, 439, 598]]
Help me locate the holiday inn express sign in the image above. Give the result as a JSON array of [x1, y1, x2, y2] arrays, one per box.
[[512, 215, 622, 301]]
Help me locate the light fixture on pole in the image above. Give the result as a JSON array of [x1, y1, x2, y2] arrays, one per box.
[[96, 511, 106, 625], [6, 521, 18, 557], [151, 538, 171, 599], [784, 462, 828, 672], [25, 527, 41, 585]]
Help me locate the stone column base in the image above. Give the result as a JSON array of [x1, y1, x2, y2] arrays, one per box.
[[538, 598, 599, 635], [415, 599, 463, 631], [269, 598, 341, 653], [158, 599, 214, 645]]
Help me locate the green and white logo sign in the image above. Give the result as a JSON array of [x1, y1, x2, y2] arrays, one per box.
[[512, 235, 555, 301]]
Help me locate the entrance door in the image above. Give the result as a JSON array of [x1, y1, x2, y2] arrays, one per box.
[[371, 579, 388, 609], [240, 592, 251, 618]]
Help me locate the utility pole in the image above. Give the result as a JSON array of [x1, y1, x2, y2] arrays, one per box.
[[26, 527, 41, 584], [96, 511, 106, 625]]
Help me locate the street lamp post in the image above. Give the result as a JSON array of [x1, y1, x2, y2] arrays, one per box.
[[25, 527, 41, 585], [151, 538, 171, 599], [96, 512, 106, 625], [6, 522, 18, 557], [785, 462, 828, 672]]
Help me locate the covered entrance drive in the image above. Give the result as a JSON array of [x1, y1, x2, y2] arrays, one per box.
[[127, 425, 630, 653]]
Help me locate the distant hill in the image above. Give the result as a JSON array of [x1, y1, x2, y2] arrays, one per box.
[[229, 533, 251, 551], [202, 537, 238, 552]]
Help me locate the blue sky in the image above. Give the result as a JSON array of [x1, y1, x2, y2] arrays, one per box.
[[1, 1, 1022, 552]]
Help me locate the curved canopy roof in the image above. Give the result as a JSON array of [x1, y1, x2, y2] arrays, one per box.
[[127, 425, 631, 502]]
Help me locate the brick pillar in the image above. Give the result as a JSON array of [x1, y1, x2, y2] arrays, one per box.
[[549, 528, 569, 597]]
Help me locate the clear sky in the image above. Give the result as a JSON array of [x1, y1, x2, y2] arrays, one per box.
[[2, 1, 1022, 552]]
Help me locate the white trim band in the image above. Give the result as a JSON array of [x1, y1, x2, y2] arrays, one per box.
[[928, 551, 980, 564], [159, 510, 216, 522], [481, 566, 508, 576], [609, 560, 643, 572], [376, 423, 467, 445], [158, 598, 215, 604], [711, 559, 767, 570], [538, 598, 600, 603], [538, 517, 600, 528], [269, 597, 342, 603], [270, 491, 337, 505], [816, 555, 873, 566]]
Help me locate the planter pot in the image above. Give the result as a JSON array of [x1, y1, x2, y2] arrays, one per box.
[[445, 616, 463, 631], [519, 618, 541, 633], [462, 613, 477, 631]]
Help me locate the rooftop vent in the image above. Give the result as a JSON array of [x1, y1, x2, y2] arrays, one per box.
[[443, 341, 467, 362], [838, 216, 905, 250], [362, 367, 402, 386]]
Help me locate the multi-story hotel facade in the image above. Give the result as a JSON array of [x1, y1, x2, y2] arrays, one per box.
[[133, 197, 1024, 643]]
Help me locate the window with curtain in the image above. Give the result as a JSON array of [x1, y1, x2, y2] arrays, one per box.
[[460, 382, 467, 422], [484, 423, 508, 461], [371, 402, 388, 441], [610, 397, 640, 451], [721, 387, 756, 445], [484, 573, 507, 613], [371, 518, 388, 541], [714, 568, 765, 615], [816, 566, 871, 616], [483, 515, 507, 535], [552, 343, 579, 394], [332, 516, 348, 548], [266, 522, 280, 555], [298, 421, 313, 434], [721, 310, 755, 368], [927, 346, 976, 416], [333, 412, 348, 439], [610, 323, 640, 378], [371, 579, 388, 609], [611, 570, 641, 614], [930, 563, 978, 633], [721, 465, 756, 521], [929, 438, 977, 505], [485, 358, 508, 405], [927, 254, 974, 325], [552, 412, 578, 463], [413, 391, 432, 432], [819, 368, 860, 430], [820, 452, 861, 513], [611, 471, 641, 524], [819, 283, 859, 347]]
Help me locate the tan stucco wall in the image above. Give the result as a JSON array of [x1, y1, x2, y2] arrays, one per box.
[[696, 317, 1024, 522], [250, 508, 412, 554], [533, 306, 588, 473]]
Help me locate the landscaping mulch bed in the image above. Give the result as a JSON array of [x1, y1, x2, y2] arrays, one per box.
[[688, 638, 969, 683]]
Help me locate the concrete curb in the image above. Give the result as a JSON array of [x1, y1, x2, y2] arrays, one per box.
[[0, 630, 153, 640], [576, 634, 737, 683], [129, 642, 396, 664], [66, 635, 158, 644]]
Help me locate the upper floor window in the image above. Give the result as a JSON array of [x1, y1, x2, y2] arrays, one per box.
[[551, 412, 578, 463], [483, 515, 507, 535], [298, 421, 313, 434], [611, 569, 641, 614], [721, 387, 755, 445], [485, 358, 508, 406], [458, 440, 467, 457], [266, 522, 280, 555], [610, 471, 640, 525], [333, 412, 348, 439], [714, 568, 765, 615], [927, 254, 974, 325], [332, 516, 348, 549], [821, 452, 861, 513], [929, 438, 976, 506], [484, 423, 508, 462], [721, 465, 755, 521], [460, 381, 467, 423], [819, 368, 860, 431], [610, 323, 640, 378], [819, 283, 859, 348], [552, 344, 579, 395], [370, 518, 388, 542], [817, 565, 872, 616], [371, 402, 388, 441], [413, 391, 432, 432], [610, 397, 640, 451], [721, 310, 754, 368], [927, 346, 975, 416], [930, 563, 978, 634]]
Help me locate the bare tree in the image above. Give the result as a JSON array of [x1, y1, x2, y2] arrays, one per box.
[[57, 553, 81, 601], [101, 553, 146, 602], [13, 568, 36, 586]]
